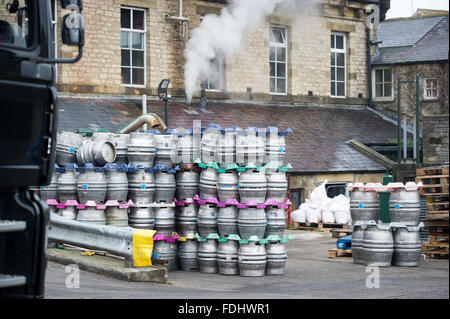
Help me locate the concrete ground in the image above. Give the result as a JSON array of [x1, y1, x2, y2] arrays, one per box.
[[44, 230, 449, 299]]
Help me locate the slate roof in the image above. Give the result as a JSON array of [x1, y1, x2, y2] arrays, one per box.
[[372, 15, 449, 65], [58, 98, 143, 132], [57, 97, 404, 174]]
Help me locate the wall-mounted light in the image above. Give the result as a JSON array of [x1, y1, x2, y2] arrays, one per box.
[[158, 79, 170, 99]]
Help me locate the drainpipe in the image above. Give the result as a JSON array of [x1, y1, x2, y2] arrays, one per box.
[[165, 0, 189, 39], [142, 94, 147, 131], [364, 0, 383, 108], [366, 27, 373, 108], [415, 75, 420, 166], [397, 76, 401, 164], [367, 34, 382, 109]]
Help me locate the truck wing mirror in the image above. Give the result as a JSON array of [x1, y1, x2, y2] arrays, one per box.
[[34, 0, 84, 64], [61, 12, 84, 46], [60, 0, 83, 11]]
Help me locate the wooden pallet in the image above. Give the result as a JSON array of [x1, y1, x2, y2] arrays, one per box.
[[151, 258, 169, 266], [416, 166, 449, 177], [424, 194, 449, 215], [422, 220, 449, 259], [331, 228, 353, 238], [423, 252, 449, 259], [328, 248, 352, 259], [419, 184, 449, 196], [291, 222, 348, 232], [416, 166, 449, 198], [427, 201, 450, 213], [415, 177, 449, 194], [428, 227, 449, 243], [422, 242, 449, 259]]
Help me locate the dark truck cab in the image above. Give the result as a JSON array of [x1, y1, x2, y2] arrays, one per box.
[[0, 0, 84, 298]]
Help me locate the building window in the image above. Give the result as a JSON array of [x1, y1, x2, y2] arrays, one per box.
[[325, 183, 347, 198], [121, 7, 146, 86], [331, 32, 346, 97], [374, 68, 393, 98], [201, 55, 223, 91], [270, 26, 288, 95], [424, 78, 438, 100]]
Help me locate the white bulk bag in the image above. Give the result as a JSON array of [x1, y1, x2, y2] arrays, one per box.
[[309, 180, 329, 209], [306, 206, 321, 223], [321, 210, 335, 223], [334, 210, 349, 224]]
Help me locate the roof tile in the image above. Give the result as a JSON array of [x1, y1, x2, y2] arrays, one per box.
[[373, 16, 448, 65], [57, 97, 401, 173]]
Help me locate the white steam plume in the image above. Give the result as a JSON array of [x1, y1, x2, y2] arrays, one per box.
[[183, 0, 319, 104]]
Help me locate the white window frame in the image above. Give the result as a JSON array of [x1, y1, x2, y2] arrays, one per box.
[[372, 67, 394, 101], [269, 25, 288, 95], [201, 54, 224, 92], [120, 6, 147, 88], [423, 78, 438, 100], [330, 32, 347, 98]]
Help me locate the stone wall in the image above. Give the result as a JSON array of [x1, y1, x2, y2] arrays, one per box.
[[54, 0, 372, 106], [372, 62, 449, 119], [422, 115, 449, 165]]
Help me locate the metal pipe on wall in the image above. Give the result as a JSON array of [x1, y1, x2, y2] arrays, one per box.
[[413, 120, 417, 160], [165, 0, 189, 40], [142, 95, 147, 131], [415, 75, 420, 165], [397, 76, 401, 164], [403, 115, 407, 160], [366, 27, 373, 108]]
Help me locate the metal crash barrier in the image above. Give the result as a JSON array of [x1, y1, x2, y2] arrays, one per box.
[[48, 213, 155, 267]]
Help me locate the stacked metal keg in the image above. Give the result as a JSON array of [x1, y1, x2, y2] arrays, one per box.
[[264, 127, 288, 168], [127, 130, 179, 234], [54, 163, 79, 220], [41, 129, 119, 225], [40, 124, 292, 275], [152, 234, 179, 271], [348, 182, 424, 267], [201, 124, 222, 164], [140, 130, 179, 270], [172, 129, 201, 272], [216, 127, 237, 169], [389, 182, 424, 267], [55, 131, 84, 166], [127, 164, 156, 229], [235, 127, 265, 167], [42, 129, 176, 228], [192, 124, 291, 277]]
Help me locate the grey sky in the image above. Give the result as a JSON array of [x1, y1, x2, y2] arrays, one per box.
[[386, 0, 449, 19]]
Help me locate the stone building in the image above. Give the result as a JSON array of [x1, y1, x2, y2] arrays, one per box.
[[371, 14, 449, 119], [370, 14, 449, 166], [50, 0, 406, 210], [54, 0, 389, 105], [422, 115, 449, 166]]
